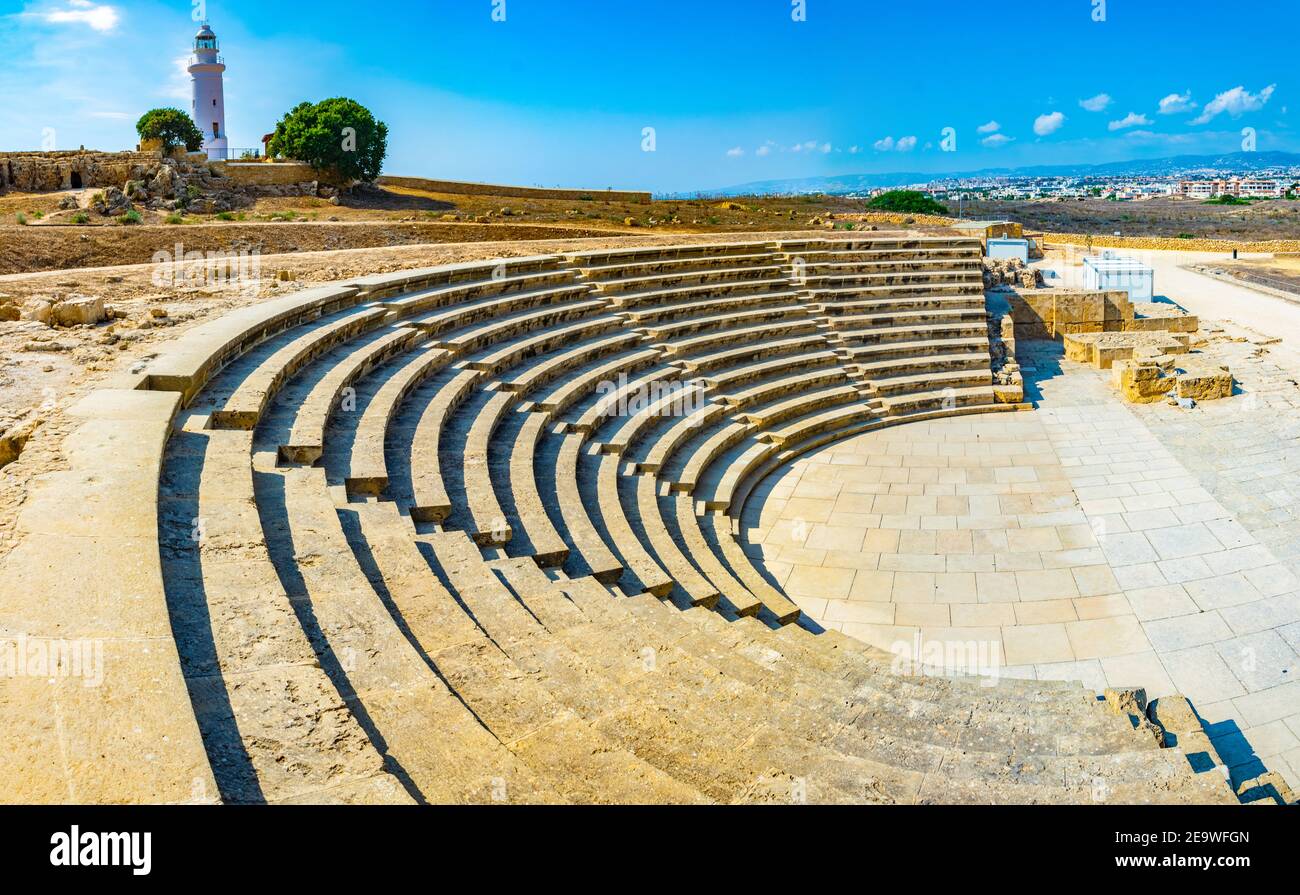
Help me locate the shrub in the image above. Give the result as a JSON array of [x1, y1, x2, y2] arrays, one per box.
[[136, 108, 205, 152], [71, 212, 90, 225], [864, 190, 949, 216], [15, 212, 27, 225], [117, 210, 143, 225], [165, 213, 184, 225], [267, 97, 388, 183], [216, 211, 236, 221]]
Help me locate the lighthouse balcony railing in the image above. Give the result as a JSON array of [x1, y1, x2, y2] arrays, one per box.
[[188, 54, 225, 66], [206, 148, 264, 161]]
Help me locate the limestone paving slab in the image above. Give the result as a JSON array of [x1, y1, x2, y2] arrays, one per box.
[[742, 339, 1300, 790]]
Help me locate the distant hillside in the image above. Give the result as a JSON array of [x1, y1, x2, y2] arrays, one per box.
[[678, 151, 1300, 199]]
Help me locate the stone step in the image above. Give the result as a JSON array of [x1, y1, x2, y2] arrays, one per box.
[[499, 330, 644, 396], [467, 313, 625, 379], [700, 348, 840, 392], [0, 391, 221, 804], [530, 346, 660, 415], [408, 368, 485, 523], [207, 305, 386, 430], [594, 262, 789, 295], [576, 252, 781, 282], [342, 345, 452, 497], [855, 350, 991, 382], [158, 425, 404, 804], [879, 384, 998, 416], [394, 275, 588, 322], [624, 287, 799, 324], [358, 255, 570, 304], [675, 333, 832, 374], [840, 336, 990, 362], [595, 452, 675, 597], [270, 467, 563, 804], [405, 280, 595, 333], [632, 403, 730, 474], [143, 284, 362, 402], [279, 326, 422, 465], [833, 321, 990, 345], [638, 301, 809, 342], [660, 317, 822, 357], [870, 367, 994, 398], [553, 432, 624, 582], [506, 410, 570, 566]]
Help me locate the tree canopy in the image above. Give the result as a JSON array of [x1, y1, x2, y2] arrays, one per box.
[[267, 98, 389, 183], [865, 190, 949, 216], [136, 108, 205, 153]]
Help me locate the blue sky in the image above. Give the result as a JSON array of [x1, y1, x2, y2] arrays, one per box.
[[0, 0, 1293, 193]]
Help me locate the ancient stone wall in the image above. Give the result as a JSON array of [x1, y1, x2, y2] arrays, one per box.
[[209, 160, 325, 186], [0, 150, 162, 193], [1008, 289, 1133, 339], [377, 174, 652, 204], [1009, 289, 1199, 340]]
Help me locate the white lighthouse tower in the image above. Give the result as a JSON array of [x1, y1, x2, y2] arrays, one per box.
[[188, 23, 228, 159]]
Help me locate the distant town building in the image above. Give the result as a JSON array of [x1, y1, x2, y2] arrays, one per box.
[[1177, 178, 1283, 199], [188, 23, 228, 160]]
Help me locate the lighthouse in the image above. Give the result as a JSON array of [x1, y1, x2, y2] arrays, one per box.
[[188, 23, 228, 159]]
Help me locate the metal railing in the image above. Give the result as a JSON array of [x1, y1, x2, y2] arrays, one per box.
[[206, 148, 264, 161]]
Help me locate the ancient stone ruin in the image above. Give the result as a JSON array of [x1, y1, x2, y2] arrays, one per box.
[[0, 235, 1255, 805]]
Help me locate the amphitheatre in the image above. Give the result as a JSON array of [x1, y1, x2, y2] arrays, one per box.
[[3, 162, 1300, 808]]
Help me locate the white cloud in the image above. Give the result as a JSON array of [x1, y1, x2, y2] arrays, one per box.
[[755, 144, 771, 157], [895, 135, 917, 152], [791, 140, 819, 153], [89, 110, 130, 120], [848, 145, 860, 154], [1158, 91, 1196, 115], [1033, 111, 1065, 136], [820, 142, 832, 153], [725, 146, 744, 158], [1192, 84, 1277, 124], [43, 1, 120, 32], [981, 133, 1013, 147], [1079, 93, 1112, 112], [164, 55, 192, 101], [977, 120, 1000, 134], [873, 136, 894, 152], [1108, 112, 1151, 131]]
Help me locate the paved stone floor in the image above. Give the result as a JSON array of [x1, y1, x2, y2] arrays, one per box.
[[742, 337, 1300, 790]]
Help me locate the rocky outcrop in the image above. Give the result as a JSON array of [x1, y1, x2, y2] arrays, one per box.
[[1, 149, 333, 215]]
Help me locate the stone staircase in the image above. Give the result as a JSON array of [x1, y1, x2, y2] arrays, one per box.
[[0, 236, 1239, 805]]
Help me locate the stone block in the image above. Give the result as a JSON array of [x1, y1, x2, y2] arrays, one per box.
[[1176, 367, 1233, 401], [53, 296, 105, 327]]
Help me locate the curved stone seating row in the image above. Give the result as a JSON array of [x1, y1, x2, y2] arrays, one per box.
[[8, 236, 1239, 804]]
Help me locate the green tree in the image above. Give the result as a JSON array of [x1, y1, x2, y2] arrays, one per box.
[[136, 108, 205, 152], [267, 98, 389, 183], [865, 190, 949, 215]]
